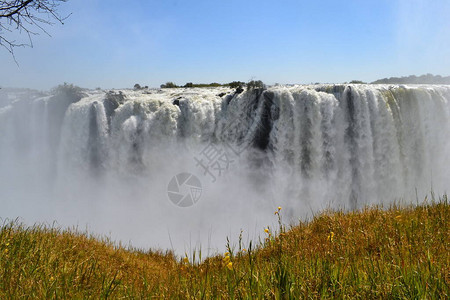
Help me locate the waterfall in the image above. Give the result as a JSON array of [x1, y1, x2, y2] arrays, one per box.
[[1, 84, 449, 253]]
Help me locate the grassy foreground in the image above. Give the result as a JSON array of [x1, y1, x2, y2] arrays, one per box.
[[0, 199, 448, 299]]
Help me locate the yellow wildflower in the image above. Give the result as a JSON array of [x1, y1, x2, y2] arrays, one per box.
[[183, 257, 189, 264], [264, 228, 270, 234], [278, 206, 282, 211], [327, 231, 335, 242], [226, 262, 233, 270]]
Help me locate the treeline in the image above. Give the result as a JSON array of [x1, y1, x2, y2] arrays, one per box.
[[160, 81, 248, 89], [372, 74, 450, 84], [132, 80, 265, 91]]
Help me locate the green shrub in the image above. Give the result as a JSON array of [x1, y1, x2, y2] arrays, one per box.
[[228, 81, 245, 89], [52, 83, 85, 102], [247, 80, 266, 90], [160, 82, 178, 88]]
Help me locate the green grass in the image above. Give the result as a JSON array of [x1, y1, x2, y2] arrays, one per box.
[[1, 197, 448, 299]]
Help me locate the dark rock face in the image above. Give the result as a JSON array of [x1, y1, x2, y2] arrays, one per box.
[[217, 92, 226, 97], [173, 96, 183, 106], [45, 90, 84, 161], [251, 90, 277, 151], [88, 102, 103, 176], [224, 94, 234, 105], [342, 86, 360, 210], [235, 87, 244, 94], [316, 84, 346, 98], [263, 90, 275, 102], [103, 97, 120, 115], [175, 99, 191, 138], [130, 121, 144, 167], [264, 91, 280, 121], [104, 91, 125, 130]]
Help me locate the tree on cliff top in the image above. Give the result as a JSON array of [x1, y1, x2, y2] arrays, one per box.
[[0, 0, 69, 59]]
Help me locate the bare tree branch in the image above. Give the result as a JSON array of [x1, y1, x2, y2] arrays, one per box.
[[0, 0, 69, 61]]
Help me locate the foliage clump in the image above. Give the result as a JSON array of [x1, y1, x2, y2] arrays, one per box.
[[247, 80, 266, 90], [52, 83, 85, 103], [161, 81, 250, 89], [228, 81, 245, 89], [181, 82, 222, 88], [160, 82, 178, 88]]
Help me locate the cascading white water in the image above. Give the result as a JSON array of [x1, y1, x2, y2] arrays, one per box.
[[1, 84, 449, 254]]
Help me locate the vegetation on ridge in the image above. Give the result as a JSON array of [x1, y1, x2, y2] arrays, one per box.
[[158, 80, 263, 91]]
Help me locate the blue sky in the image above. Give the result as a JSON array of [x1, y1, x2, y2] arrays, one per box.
[[1, 0, 450, 90]]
